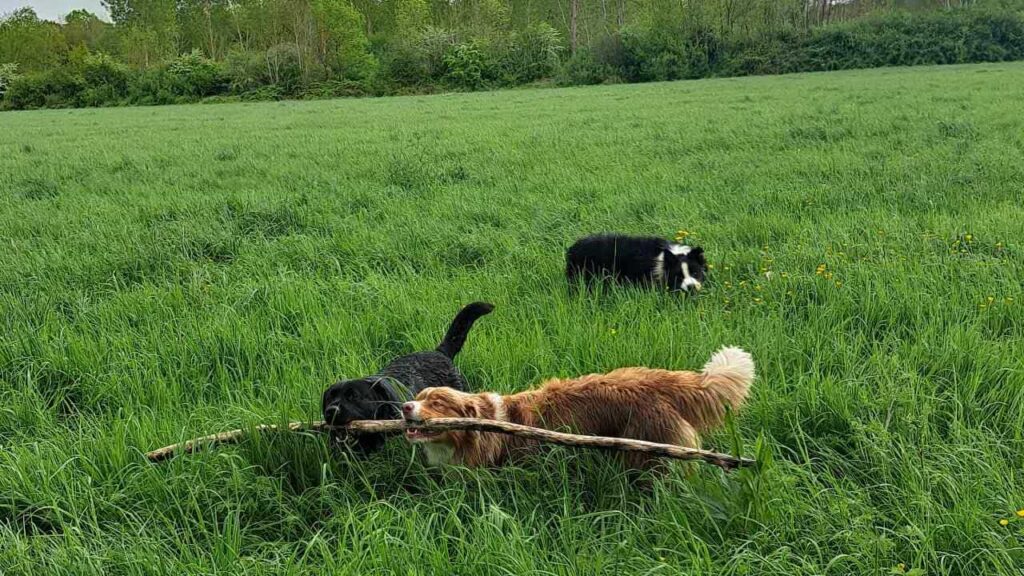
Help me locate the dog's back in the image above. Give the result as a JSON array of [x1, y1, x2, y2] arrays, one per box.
[[379, 301, 494, 393], [476, 347, 755, 469], [566, 234, 667, 284]]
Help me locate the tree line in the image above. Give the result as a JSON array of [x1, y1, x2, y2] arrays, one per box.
[[1, 0, 1023, 110]]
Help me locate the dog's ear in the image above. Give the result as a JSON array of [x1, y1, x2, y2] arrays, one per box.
[[372, 378, 402, 403], [688, 246, 706, 265]]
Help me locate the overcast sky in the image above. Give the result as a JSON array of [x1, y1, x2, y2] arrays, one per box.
[[1, 0, 109, 22]]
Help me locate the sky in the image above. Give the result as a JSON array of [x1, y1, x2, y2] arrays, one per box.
[[1, 0, 109, 22]]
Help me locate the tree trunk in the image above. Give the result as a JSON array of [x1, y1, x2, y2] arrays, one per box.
[[570, 0, 579, 54]]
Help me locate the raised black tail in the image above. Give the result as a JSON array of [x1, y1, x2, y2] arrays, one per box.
[[436, 302, 494, 358]]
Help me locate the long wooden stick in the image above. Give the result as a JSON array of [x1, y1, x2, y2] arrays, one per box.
[[145, 418, 755, 470]]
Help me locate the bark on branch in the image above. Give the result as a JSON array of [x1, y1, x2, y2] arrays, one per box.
[[145, 418, 755, 471]]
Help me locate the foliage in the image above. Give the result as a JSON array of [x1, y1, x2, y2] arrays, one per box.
[[166, 49, 227, 97], [2, 2, 1024, 108], [443, 41, 486, 89], [0, 62, 19, 97]]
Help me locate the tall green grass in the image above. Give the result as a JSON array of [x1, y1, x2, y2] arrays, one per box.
[[1, 62, 1023, 575]]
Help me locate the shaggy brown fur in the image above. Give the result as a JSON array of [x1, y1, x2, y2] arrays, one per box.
[[402, 346, 755, 470]]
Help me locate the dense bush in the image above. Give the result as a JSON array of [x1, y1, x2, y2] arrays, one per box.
[[0, 62, 19, 98], [443, 42, 486, 89], [166, 50, 227, 97], [558, 8, 1024, 84], [4, 67, 84, 108]]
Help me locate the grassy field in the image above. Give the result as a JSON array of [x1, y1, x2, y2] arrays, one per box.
[[2, 62, 1023, 575]]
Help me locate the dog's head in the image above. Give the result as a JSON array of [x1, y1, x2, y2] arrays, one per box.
[[401, 387, 500, 448], [322, 377, 406, 426], [663, 245, 706, 293]]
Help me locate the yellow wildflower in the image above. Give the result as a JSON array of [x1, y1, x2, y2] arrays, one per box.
[[815, 264, 826, 275], [753, 297, 763, 304], [999, 518, 1009, 526], [1017, 509, 1024, 518]]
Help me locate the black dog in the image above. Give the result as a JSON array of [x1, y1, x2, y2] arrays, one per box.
[[566, 233, 706, 293], [322, 301, 494, 453]]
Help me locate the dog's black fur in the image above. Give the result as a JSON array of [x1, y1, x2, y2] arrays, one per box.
[[322, 301, 494, 453], [566, 233, 707, 293]]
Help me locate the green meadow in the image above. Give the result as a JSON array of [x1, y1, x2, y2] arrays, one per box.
[[1, 62, 1023, 575]]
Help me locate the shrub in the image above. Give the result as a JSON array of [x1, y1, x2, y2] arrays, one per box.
[[224, 50, 267, 93], [265, 43, 303, 95], [556, 47, 612, 85], [4, 67, 84, 109], [166, 49, 227, 97], [443, 42, 486, 89], [0, 62, 20, 99], [496, 23, 563, 84]]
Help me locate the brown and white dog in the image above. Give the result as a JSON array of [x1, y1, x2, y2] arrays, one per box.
[[401, 347, 754, 469]]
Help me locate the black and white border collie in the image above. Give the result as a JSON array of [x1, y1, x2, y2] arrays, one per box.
[[321, 301, 494, 453], [566, 234, 706, 293]]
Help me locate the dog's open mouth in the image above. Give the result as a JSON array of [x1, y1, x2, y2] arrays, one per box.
[[405, 427, 441, 442], [404, 419, 441, 442]]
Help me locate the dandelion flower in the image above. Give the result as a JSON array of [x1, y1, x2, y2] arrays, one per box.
[[609, 328, 617, 335], [1016, 509, 1024, 518], [999, 518, 1009, 526], [753, 297, 763, 304], [965, 234, 973, 242], [897, 564, 906, 572], [815, 264, 826, 275], [835, 281, 843, 288]]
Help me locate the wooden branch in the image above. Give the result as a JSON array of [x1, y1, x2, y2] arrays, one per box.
[[146, 418, 755, 470], [144, 421, 331, 462]]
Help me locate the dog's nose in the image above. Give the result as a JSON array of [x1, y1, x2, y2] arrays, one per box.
[[324, 405, 339, 422], [401, 402, 414, 417]]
